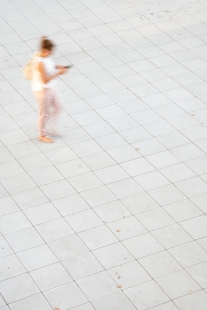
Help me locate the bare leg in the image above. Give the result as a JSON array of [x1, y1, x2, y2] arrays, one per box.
[[48, 87, 62, 135], [33, 89, 54, 143]]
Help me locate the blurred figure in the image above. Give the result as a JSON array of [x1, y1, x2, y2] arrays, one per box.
[[31, 37, 68, 143]]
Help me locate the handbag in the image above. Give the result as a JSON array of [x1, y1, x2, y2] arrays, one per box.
[[22, 53, 37, 80]]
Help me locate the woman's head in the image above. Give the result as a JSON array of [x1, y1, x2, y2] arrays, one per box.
[[40, 37, 55, 56]]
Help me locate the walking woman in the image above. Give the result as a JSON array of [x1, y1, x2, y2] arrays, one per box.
[[32, 37, 68, 143]]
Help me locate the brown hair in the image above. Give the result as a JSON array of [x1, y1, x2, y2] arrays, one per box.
[[40, 36, 55, 51]]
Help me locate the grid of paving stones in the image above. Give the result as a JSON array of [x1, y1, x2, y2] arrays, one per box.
[[1, 0, 207, 309]]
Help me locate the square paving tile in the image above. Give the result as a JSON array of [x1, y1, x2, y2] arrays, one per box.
[[91, 291, 136, 310], [175, 177, 207, 198], [65, 209, 103, 233], [82, 152, 116, 170], [107, 178, 144, 199], [180, 215, 207, 239], [94, 200, 131, 223], [94, 165, 129, 184], [148, 184, 186, 206], [68, 171, 103, 192], [160, 163, 196, 183], [107, 145, 140, 163], [56, 158, 90, 178], [136, 208, 175, 231], [1, 174, 37, 195], [168, 241, 207, 268], [35, 218, 74, 242], [48, 235, 88, 261], [173, 291, 207, 310], [0, 236, 13, 258], [125, 280, 169, 310], [5, 228, 44, 253], [121, 157, 155, 177], [40, 179, 76, 201], [123, 233, 164, 259], [30, 262, 72, 291], [24, 202, 61, 226], [11, 188, 48, 210], [139, 250, 182, 278], [146, 150, 180, 169], [107, 216, 146, 240], [29, 166, 64, 186], [0, 196, 19, 217], [62, 252, 103, 280], [8, 294, 51, 310], [0, 212, 31, 235], [0, 274, 39, 304], [93, 242, 134, 269], [121, 192, 159, 214], [44, 282, 87, 310], [17, 244, 58, 271], [79, 225, 118, 250], [0, 254, 25, 282], [108, 260, 151, 289], [134, 170, 170, 191], [77, 271, 117, 300], [152, 224, 193, 249], [186, 261, 207, 289], [80, 185, 117, 207], [156, 269, 201, 299], [163, 199, 203, 222], [52, 193, 90, 216]]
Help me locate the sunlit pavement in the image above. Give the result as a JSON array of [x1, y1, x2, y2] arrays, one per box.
[[1, 0, 207, 309]]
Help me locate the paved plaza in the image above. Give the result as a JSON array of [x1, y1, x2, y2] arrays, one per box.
[[1, 0, 207, 309]]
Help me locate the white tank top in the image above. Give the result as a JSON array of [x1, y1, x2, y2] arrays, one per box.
[[31, 54, 57, 91]]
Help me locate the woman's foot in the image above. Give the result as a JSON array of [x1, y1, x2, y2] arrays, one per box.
[[39, 135, 54, 143]]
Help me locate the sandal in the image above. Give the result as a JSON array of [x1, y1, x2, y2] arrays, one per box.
[[39, 135, 54, 143]]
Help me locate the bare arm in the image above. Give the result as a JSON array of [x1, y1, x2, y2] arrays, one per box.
[[38, 62, 67, 84]]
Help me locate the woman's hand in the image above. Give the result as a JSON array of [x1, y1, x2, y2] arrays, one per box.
[[56, 65, 65, 69], [58, 68, 67, 75]]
